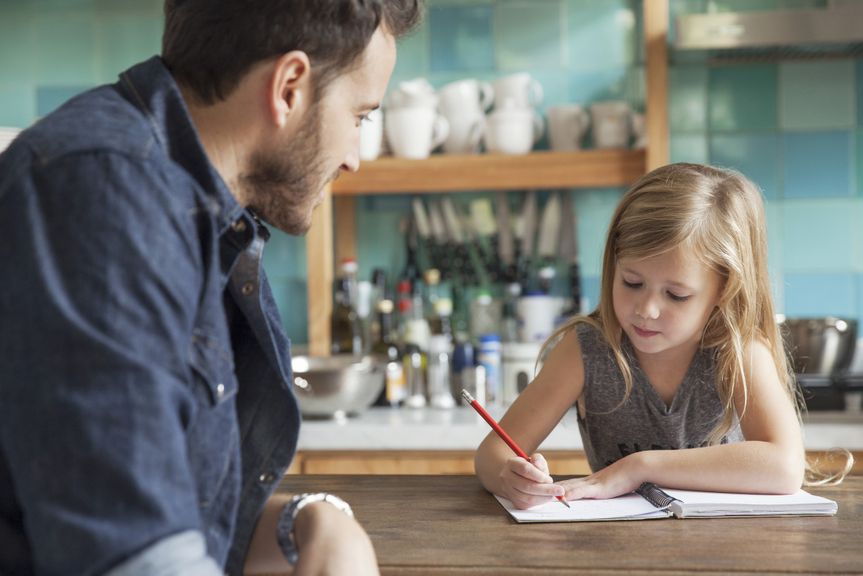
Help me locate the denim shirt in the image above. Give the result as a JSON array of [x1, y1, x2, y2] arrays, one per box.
[[0, 57, 301, 576]]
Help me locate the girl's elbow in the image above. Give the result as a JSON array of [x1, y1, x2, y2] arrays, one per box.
[[775, 449, 806, 494]]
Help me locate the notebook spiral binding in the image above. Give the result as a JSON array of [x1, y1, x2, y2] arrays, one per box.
[[636, 482, 678, 509]]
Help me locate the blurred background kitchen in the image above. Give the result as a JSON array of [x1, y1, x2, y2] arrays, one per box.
[[1, 0, 861, 473]]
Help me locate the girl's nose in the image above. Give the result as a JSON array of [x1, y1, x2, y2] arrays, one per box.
[[636, 295, 660, 320]]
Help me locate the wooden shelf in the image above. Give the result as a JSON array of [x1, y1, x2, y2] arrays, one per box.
[[332, 149, 647, 195]]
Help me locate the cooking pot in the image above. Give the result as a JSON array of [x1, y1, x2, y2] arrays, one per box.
[[291, 354, 385, 419], [780, 317, 858, 376]]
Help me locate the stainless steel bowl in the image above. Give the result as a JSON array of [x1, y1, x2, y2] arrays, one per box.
[[781, 317, 858, 375], [291, 355, 385, 419]]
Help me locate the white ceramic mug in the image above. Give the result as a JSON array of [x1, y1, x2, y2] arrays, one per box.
[[385, 107, 449, 159], [442, 111, 486, 155], [590, 100, 632, 149], [493, 73, 544, 109], [386, 77, 438, 110], [484, 103, 544, 155], [438, 79, 494, 117], [359, 108, 384, 161], [547, 104, 590, 151], [516, 295, 566, 343]]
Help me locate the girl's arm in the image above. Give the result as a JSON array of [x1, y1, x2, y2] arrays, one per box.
[[560, 339, 806, 500], [474, 329, 585, 508]]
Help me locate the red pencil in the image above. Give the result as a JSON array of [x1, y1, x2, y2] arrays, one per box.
[[462, 389, 570, 508]]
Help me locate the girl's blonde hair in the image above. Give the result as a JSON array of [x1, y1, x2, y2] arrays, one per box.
[[545, 163, 849, 483]]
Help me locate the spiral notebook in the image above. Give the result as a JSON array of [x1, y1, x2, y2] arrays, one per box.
[[495, 482, 838, 523]]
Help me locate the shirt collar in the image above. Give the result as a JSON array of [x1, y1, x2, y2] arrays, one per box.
[[117, 56, 246, 235]]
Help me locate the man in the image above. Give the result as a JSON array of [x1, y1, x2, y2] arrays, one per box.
[[0, 1, 421, 574]]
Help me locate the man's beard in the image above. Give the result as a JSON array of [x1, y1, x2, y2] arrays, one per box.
[[239, 104, 330, 235]]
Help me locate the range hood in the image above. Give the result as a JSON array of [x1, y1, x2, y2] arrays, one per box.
[[675, 1, 863, 60]]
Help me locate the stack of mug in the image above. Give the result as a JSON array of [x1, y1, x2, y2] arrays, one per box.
[[484, 73, 545, 155], [437, 79, 494, 155], [381, 78, 449, 160]]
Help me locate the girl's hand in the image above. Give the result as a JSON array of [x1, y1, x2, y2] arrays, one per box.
[[557, 454, 642, 501], [499, 453, 566, 509]]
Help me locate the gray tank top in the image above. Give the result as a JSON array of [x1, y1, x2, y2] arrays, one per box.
[[575, 323, 743, 472]]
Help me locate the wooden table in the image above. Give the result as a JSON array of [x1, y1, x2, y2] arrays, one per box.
[[277, 475, 863, 575]]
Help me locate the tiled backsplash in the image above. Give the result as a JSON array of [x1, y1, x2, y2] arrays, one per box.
[[1, 0, 860, 344]]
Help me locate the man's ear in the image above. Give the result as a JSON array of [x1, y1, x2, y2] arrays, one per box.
[[268, 51, 311, 127]]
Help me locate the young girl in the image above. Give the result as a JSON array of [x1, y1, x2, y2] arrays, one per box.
[[475, 162, 809, 510]]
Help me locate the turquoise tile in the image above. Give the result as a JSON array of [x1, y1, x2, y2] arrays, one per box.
[[429, 5, 494, 72], [573, 187, 624, 278], [581, 275, 600, 313], [781, 199, 857, 271], [858, 274, 863, 323], [782, 131, 852, 198], [708, 63, 778, 132], [706, 1, 825, 11], [0, 7, 36, 83], [0, 84, 36, 128], [392, 23, 429, 83], [764, 202, 784, 311], [356, 209, 409, 283], [783, 273, 856, 318], [95, 13, 162, 82], [267, 276, 309, 345], [780, 60, 855, 131], [857, 131, 863, 197], [36, 85, 93, 118], [567, 66, 636, 105], [857, 60, 863, 128], [669, 133, 708, 164], [262, 229, 307, 278], [33, 10, 98, 84], [495, 1, 562, 71], [709, 133, 780, 199], [669, 65, 707, 132], [566, 0, 638, 72]]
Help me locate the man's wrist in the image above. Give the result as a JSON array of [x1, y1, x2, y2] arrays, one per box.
[[276, 493, 354, 565]]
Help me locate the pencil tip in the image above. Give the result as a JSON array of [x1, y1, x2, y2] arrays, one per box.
[[561, 499, 571, 508]]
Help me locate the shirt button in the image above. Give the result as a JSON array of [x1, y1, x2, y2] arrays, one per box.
[[259, 472, 276, 484], [241, 282, 255, 296], [216, 383, 225, 398], [232, 219, 247, 233]]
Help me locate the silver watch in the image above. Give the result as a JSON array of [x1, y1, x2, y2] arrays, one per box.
[[276, 492, 354, 565]]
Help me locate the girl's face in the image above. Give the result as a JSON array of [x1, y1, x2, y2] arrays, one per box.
[[612, 247, 723, 358]]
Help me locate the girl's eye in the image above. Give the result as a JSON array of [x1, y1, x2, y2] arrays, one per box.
[[622, 279, 641, 289], [668, 292, 691, 302]]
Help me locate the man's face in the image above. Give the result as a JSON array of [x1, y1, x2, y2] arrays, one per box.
[[241, 28, 397, 235]]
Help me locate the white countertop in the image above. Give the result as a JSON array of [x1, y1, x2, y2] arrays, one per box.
[[297, 406, 863, 452]]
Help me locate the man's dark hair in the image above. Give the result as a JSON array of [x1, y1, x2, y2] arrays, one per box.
[[162, 0, 422, 105]]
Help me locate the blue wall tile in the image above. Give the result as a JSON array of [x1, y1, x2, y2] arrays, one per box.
[[780, 60, 855, 131], [783, 273, 857, 318], [581, 275, 601, 313], [33, 11, 97, 84], [573, 187, 624, 278], [429, 5, 495, 72], [669, 65, 707, 132], [669, 133, 708, 164], [781, 199, 858, 272], [858, 131, 863, 197], [495, 1, 562, 71], [0, 85, 36, 127], [782, 131, 853, 198], [709, 64, 778, 132], [35, 85, 93, 118], [566, 0, 638, 72], [858, 60, 863, 128], [267, 276, 309, 345], [709, 133, 780, 199]]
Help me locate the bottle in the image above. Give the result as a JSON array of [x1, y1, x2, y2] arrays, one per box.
[[427, 334, 455, 409], [500, 282, 522, 343], [372, 298, 406, 407], [477, 334, 502, 405], [452, 337, 480, 406], [331, 260, 362, 355]]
